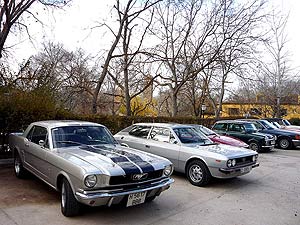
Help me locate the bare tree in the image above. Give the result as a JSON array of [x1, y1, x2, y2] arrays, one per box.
[[256, 12, 294, 117], [0, 0, 68, 58], [151, 0, 265, 116], [91, 0, 161, 114]]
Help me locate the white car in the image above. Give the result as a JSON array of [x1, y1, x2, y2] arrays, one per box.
[[115, 123, 259, 186]]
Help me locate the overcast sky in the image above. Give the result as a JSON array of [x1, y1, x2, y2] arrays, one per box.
[[6, 0, 300, 72]]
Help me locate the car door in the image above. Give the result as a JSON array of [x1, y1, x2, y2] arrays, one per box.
[[226, 123, 249, 143], [24, 125, 50, 180], [120, 125, 152, 152], [145, 127, 180, 168]]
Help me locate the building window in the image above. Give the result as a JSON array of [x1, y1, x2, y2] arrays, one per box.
[[228, 108, 240, 116]]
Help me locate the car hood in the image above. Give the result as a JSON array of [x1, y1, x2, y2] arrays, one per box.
[[209, 135, 248, 148], [57, 144, 169, 176], [186, 143, 256, 158]]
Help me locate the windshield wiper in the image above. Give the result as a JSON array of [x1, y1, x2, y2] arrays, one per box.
[[55, 140, 83, 146]]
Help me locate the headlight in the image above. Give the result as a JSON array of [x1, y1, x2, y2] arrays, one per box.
[[84, 175, 97, 188], [227, 159, 236, 167], [231, 159, 236, 167], [163, 165, 173, 176]]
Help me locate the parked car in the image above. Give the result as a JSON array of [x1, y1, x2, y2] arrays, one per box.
[[9, 121, 174, 217], [191, 124, 249, 148], [211, 120, 275, 152], [264, 118, 300, 131], [240, 119, 300, 149], [114, 123, 259, 187]]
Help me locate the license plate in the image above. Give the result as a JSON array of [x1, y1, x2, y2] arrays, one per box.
[[240, 166, 251, 173], [126, 191, 147, 207], [271, 140, 275, 145]]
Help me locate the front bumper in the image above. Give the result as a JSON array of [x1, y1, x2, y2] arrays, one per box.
[[210, 162, 259, 179], [292, 140, 300, 147], [75, 177, 174, 207]]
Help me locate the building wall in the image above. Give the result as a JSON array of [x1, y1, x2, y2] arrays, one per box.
[[221, 103, 300, 119]]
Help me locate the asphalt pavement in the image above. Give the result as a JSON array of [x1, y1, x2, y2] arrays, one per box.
[[0, 149, 299, 225]]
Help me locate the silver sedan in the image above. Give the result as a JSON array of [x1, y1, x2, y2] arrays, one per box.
[[114, 123, 259, 186]]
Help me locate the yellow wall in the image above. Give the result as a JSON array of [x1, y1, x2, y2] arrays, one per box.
[[221, 103, 300, 119]]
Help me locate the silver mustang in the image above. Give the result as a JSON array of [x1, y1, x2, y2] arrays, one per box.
[[9, 121, 174, 217], [114, 123, 259, 186]]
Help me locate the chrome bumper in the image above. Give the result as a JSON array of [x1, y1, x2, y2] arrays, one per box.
[[219, 162, 259, 174], [292, 140, 300, 147], [75, 177, 174, 207]]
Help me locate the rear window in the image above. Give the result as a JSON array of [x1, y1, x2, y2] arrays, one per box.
[[129, 126, 151, 138]]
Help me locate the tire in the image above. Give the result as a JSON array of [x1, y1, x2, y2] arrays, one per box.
[[146, 195, 156, 202], [186, 160, 211, 186], [61, 178, 80, 217], [249, 142, 261, 152], [278, 138, 292, 149], [14, 151, 28, 179]]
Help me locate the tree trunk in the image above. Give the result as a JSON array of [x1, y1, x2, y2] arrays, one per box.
[[171, 93, 178, 117]]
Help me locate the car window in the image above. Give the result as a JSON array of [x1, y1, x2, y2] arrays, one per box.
[[149, 127, 171, 143], [253, 122, 264, 130], [26, 126, 35, 140], [52, 126, 117, 148], [129, 125, 151, 138], [173, 127, 213, 144], [213, 123, 227, 131], [30, 126, 49, 148], [228, 124, 244, 132]]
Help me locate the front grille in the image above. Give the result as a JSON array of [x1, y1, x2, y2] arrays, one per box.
[[109, 169, 164, 185], [235, 156, 254, 166]]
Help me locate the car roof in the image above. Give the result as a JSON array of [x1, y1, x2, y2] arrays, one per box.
[[215, 120, 254, 124], [133, 122, 194, 129], [31, 120, 104, 129]]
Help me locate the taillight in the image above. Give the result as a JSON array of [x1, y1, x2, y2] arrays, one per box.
[[295, 135, 300, 140]]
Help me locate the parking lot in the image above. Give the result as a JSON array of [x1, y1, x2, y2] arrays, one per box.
[[0, 149, 299, 225]]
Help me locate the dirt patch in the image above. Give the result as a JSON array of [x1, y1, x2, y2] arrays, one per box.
[[0, 167, 60, 207]]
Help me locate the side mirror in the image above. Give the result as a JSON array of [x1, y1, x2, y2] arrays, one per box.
[[39, 140, 45, 147]]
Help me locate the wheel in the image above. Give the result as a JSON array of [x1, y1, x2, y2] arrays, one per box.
[[14, 151, 28, 178], [278, 138, 291, 149], [249, 142, 261, 152], [61, 178, 80, 217], [186, 160, 211, 186]]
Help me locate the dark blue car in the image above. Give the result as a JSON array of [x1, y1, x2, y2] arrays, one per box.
[[240, 119, 300, 149]]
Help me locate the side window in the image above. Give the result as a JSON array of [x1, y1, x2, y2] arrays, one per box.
[[228, 124, 243, 132], [213, 123, 227, 131], [30, 126, 49, 148], [129, 126, 151, 138], [149, 127, 170, 143], [254, 122, 263, 130], [26, 127, 35, 141]]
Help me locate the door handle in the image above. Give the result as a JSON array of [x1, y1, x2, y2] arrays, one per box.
[[121, 136, 124, 140], [25, 143, 29, 147], [145, 145, 150, 148]]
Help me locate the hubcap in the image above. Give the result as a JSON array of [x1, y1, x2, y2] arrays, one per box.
[[250, 143, 258, 151], [61, 183, 66, 208], [189, 164, 203, 183], [280, 139, 289, 148]]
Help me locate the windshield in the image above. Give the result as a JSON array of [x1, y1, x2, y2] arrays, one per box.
[[194, 125, 216, 136], [260, 120, 277, 129], [173, 127, 213, 144], [52, 126, 117, 148]]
